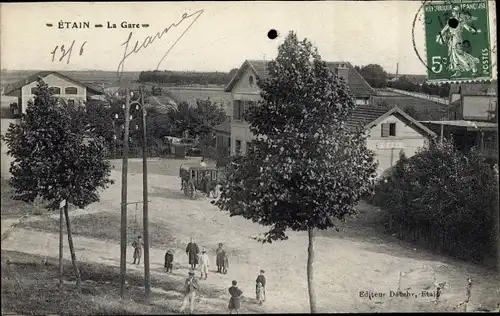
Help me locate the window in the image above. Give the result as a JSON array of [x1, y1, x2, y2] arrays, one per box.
[[67, 99, 75, 106], [389, 123, 396, 136], [381, 123, 396, 137], [235, 140, 242, 155], [211, 171, 217, 180], [65, 87, 78, 95], [233, 100, 241, 120], [49, 87, 61, 94], [30, 87, 38, 95], [249, 76, 254, 85]]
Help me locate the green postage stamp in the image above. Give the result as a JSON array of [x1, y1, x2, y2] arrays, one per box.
[[424, 1, 492, 83]]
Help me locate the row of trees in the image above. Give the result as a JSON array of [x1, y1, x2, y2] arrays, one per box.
[[371, 141, 498, 264], [138, 68, 239, 86], [353, 64, 451, 97]]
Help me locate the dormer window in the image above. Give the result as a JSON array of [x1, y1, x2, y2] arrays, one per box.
[[249, 76, 254, 85]]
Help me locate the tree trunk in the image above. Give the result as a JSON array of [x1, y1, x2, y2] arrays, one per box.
[[59, 205, 64, 287], [64, 204, 82, 287], [307, 227, 317, 313]]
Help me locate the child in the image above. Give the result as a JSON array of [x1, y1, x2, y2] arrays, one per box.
[[256, 281, 265, 305], [199, 248, 210, 280], [132, 235, 143, 264], [222, 252, 229, 274], [255, 270, 266, 303], [164, 249, 174, 273], [228, 280, 243, 314]]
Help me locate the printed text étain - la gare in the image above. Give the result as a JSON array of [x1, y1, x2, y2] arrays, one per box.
[[58, 21, 143, 29]]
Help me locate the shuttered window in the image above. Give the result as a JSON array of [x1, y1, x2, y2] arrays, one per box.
[[381, 123, 396, 137], [381, 123, 390, 137]]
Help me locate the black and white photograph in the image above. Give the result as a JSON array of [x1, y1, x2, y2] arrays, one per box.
[[0, 1, 499, 314]]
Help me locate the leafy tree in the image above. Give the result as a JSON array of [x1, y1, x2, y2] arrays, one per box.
[[168, 99, 226, 139], [372, 139, 497, 263], [358, 64, 389, 88], [3, 79, 114, 286], [212, 31, 378, 313]]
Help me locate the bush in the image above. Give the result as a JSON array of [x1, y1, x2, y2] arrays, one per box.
[[372, 140, 498, 263]]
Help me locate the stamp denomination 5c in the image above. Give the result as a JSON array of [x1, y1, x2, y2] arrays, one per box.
[[424, 1, 492, 83]]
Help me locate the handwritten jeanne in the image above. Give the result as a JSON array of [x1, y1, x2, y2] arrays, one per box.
[[116, 9, 204, 81]]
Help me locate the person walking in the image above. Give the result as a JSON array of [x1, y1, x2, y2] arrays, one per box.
[[132, 235, 143, 264], [216, 243, 225, 273], [228, 280, 243, 314], [255, 270, 266, 304], [186, 237, 200, 270], [179, 271, 199, 314], [199, 248, 210, 280]]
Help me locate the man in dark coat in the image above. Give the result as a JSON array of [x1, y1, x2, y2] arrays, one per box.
[[228, 280, 243, 314], [216, 243, 225, 273], [185, 237, 200, 270], [164, 249, 174, 273]]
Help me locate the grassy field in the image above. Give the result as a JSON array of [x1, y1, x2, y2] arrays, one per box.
[[18, 212, 178, 249], [1, 250, 235, 315]]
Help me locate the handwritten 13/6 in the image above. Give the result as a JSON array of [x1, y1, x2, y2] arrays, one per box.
[[50, 40, 87, 64]]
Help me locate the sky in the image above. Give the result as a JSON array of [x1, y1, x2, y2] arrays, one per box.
[[0, 1, 497, 76]]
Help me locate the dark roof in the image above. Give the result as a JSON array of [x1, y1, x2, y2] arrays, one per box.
[[325, 62, 375, 97], [3, 71, 103, 95], [346, 106, 389, 131], [347, 105, 437, 138], [225, 60, 375, 97]]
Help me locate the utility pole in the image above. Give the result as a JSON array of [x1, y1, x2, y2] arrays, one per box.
[[140, 87, 151, 300], [120, 90, 131, 299]]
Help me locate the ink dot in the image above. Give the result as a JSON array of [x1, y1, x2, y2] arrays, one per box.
[[267, 29, 278, 40], [448, 18, 459, 28]]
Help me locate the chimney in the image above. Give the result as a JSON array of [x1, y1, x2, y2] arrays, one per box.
[[336, 63, 349, 84]]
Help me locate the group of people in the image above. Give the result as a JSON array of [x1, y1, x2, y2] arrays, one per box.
[[131, 236, 266, 314]]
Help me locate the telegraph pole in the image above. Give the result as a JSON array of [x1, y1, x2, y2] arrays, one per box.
[[140, 87, 151, 300], [120, 90, 131, 299]]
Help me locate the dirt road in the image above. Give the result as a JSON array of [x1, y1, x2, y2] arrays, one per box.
[[3, 166, 499, 313]]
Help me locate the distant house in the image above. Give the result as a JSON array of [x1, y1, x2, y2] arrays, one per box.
[[347, 106, 437, 176], [1, 71, 103, 178], [224, 59, 375, 157], [421, 82, 498, 164], [448, 82, 497, 121], [3, 71, 103, 114]]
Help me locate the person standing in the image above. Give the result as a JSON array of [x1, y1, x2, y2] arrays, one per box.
[[186, 238, 200, 270], [164, 249, 174, 273], [222, 252, 229, 274], [199, 248, 210, 280], [228, 280, 243, 314], [255, 270, 266, 303], [200, 158, 207, 167], [179, 271, 199, 314], [132, 235, 143, 264], [216, 243, 225, 273]]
